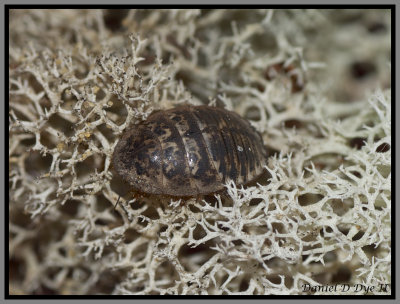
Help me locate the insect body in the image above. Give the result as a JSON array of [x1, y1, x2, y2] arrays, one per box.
[[112, 105, 267, 196]]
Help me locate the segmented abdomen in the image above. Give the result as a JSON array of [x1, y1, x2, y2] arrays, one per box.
[[112, 105, 267, 196]]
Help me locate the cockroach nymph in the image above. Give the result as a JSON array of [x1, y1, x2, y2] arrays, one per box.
[[112, 105, 267, 197]]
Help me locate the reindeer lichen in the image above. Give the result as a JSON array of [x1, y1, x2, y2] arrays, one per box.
[[9, 9, 391, 295]]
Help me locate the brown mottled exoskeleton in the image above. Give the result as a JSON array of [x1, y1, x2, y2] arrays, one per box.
[[112, 105, 267, 197]]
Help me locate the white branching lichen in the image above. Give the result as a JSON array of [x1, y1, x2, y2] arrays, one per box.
[[9, 9, 391, 295]]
